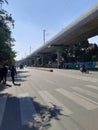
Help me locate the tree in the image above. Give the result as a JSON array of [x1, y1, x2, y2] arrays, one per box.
[[0, 0, 7, 4], [62, 40, 98, 63], [0, 0, 16, 65]]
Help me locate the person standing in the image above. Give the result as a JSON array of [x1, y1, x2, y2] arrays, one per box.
[[2, 65, 8, 84], [10, 65, 17, 85]]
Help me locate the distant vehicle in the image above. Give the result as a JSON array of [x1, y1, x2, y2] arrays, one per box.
[[80, 64, 89, 73], [20, 64, 24, 69]]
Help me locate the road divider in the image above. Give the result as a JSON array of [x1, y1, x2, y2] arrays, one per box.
[[32, 67, 53, 72]]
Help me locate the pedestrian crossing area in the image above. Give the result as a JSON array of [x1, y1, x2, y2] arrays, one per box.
[[55, 71, 98, 83], [38, 90, 73, 115], [56, 88, 98, 110], [0, 84, 98, 129], [0, 95, 8, 127]]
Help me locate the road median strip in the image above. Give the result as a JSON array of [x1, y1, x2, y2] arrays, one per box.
[[36, 68, 53, 72]]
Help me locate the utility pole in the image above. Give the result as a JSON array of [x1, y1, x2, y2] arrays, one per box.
[[43, 29, 46, 44], [30, 46, 31, 55], [30, 46, 31, 66]]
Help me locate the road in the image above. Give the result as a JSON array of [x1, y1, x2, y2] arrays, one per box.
[[0, 68, 98, 130]]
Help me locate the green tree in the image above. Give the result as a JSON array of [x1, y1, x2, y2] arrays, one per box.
[[0, 0, 16, 65]]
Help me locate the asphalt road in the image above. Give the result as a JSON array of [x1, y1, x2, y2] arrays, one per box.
[[0, 68, 98, 130]]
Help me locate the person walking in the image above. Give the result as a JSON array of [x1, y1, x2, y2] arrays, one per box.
[[10, 65, 17, 85]]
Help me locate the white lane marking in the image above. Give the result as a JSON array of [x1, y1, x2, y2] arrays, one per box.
[[55, 72, 97, 82], [56, 88, 98, 110], [45, 80, 55, 84], [38, 90, 72, 115], [18, 93, 29, 98], [79, 77, 97, 82], [72, 87, 98, 99], [72, 92, 98, 105], [85, 84, 98, 90], [19, 93, 39, 125], [73, 76, 97, 82], [0, 95, 8, 127]]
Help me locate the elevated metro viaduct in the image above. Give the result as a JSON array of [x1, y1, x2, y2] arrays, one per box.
[[21, 3, 98, 67]]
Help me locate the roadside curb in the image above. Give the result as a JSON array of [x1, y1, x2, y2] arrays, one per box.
[[36, 68, 53, 72], [27, 67, 53, 72]]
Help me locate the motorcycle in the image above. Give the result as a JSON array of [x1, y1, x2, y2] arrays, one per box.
[[80, 65, 89, 73]]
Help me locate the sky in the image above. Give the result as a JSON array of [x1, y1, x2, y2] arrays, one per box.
[[3, 0, 98, 60]]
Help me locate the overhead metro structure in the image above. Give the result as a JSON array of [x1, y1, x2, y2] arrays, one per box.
[[19, 3, 98, 67]]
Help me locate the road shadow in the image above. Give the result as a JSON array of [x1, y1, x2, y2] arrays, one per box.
[[7, 69, 30, 84], [17, 70, 29, 74], [0, 83, 13, 92], [15, 70, 31, 83], [0, 93, 64, 130], [0, 83, 7, 91], [0, 69, 30, 91], [13, 83, 21, 86]]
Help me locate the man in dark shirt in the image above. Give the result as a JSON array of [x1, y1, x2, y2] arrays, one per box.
[[10, 65, 17, 85], [2, 65, 8, 84]]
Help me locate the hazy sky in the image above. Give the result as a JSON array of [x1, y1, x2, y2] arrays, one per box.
[[3, 0, 98, 60]]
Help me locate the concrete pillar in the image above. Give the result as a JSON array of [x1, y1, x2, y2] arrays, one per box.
[[34, 57, 37, 67], [56, 49, 62, 68], [41, 55, 44, 66]]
